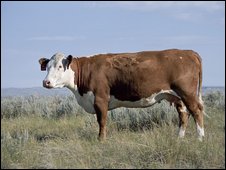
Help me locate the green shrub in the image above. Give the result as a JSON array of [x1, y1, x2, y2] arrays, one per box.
[[1, 95, 85, 119], [203, 91, 225, 111]]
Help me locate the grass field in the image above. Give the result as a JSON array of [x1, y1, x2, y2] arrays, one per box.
[[1, 91, 225, 168]]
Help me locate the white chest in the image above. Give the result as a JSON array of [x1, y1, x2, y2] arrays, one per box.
[[74, 91, 96, 114]]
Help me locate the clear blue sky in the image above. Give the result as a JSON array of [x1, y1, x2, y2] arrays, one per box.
[[1, 1, 225, 88]]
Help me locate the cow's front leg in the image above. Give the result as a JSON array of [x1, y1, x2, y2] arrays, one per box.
[[94, 96, 108, 141]]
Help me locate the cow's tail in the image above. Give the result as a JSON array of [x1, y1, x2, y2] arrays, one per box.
[[198, 60, 203, 105], [197, 55, 210, 118]]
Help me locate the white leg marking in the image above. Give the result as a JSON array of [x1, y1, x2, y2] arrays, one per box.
[[178, 127, 185, 138], [196, 123, 204, 141], [180, 105, 187, 112]]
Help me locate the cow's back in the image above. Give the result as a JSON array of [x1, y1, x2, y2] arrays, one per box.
[[88, 49, 201, 101]]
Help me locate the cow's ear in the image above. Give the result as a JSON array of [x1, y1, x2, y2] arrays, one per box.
[[39, 58, 50, 71], [67, 55, 73, 69]]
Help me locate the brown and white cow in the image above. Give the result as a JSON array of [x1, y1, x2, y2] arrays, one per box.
[[39, 49, 205, 141]]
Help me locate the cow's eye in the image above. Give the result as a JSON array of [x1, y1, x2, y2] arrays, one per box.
[[59, 65, 62, 69]]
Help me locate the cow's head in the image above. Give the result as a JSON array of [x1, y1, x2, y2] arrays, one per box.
[[39, 53, 74, 89]]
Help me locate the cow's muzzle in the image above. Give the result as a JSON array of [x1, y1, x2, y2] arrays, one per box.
[[43, 80, 53, 89]]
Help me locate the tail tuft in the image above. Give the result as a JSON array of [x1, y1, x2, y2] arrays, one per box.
[[199, 95, 210, 118]]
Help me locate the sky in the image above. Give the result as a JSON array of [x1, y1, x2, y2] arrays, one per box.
[[1, 1, 225, 88]]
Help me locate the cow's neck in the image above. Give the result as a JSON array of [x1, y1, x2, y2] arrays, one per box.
[[75, 57, 91, 96], [68, 57, 83, 94], [74, 57, 80, 89], [67, 57, 92, 96]]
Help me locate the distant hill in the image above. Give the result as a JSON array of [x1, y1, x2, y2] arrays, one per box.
[[1, 86, 225, 97], [202, 86, 225, 94], [1, 87, 71, 97]]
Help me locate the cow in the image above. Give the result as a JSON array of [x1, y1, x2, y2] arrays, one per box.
[[39, 49, 205, 141]]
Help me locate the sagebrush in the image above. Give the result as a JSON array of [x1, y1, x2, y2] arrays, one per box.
[[1, 90, 225, 168]]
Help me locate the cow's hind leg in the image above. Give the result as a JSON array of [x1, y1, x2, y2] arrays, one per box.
[[163, 93, 189, 138], [181, 95, 204, 141], [175, 100, 190, 138]]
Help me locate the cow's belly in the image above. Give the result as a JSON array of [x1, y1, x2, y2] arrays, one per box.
[[74, 89, 180, 114], [108, 90, 180, 110]]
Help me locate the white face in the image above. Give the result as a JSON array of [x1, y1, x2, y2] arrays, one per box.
[[42, 53, 75, 89]]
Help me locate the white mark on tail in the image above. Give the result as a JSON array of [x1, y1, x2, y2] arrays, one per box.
[[199, 94, 210, 118], [199, 94, 204, 105]]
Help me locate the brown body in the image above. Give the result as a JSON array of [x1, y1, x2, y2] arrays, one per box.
[[71, 49, 202, 100], [39, 49, 205, 141]]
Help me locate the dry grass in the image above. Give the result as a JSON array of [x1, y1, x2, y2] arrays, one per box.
[[1, 91, 225, 168]]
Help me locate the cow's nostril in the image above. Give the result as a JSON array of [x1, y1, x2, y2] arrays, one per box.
[[43, 80, 51, 87]]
